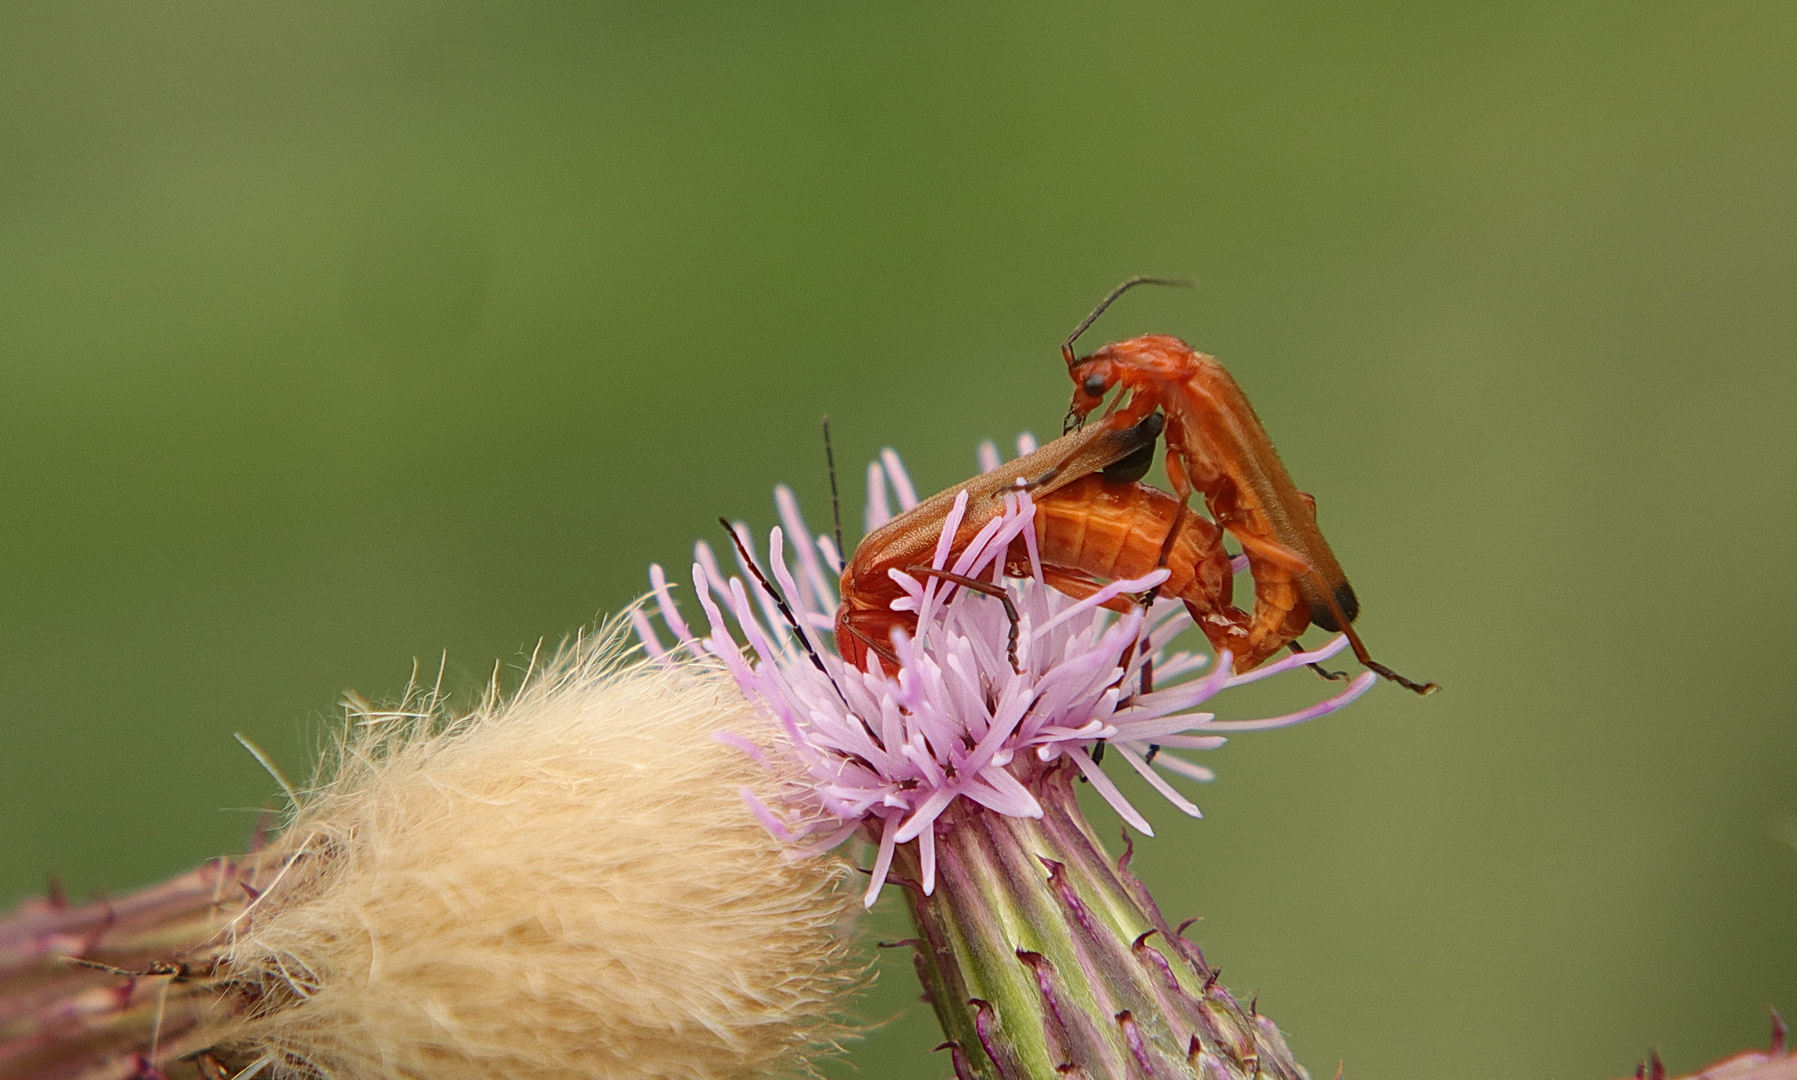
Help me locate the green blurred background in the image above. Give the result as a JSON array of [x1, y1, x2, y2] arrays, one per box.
[[2, 3, 1793, 1077]]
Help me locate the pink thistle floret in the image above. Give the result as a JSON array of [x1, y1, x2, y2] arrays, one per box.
[[636, 440, 1376, 907]]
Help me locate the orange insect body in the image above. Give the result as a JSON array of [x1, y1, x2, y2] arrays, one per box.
[[1024, 472, 1248, 654], [835, 420, 1151, 670], [1065, 304, 1436, 693], [834, 420, 1249, 672]]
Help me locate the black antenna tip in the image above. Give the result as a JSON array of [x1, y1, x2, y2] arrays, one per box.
[[1064, 276, 1196, 362], [822, 417, 846, 562]]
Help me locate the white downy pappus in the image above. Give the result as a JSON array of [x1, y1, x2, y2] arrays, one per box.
[[218, 628, 866, 1080]]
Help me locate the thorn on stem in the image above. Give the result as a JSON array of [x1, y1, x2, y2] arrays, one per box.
[[933, 1040, 977, 1080]]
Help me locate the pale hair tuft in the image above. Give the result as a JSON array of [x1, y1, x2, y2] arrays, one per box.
[[221, 622, 865, 1080]]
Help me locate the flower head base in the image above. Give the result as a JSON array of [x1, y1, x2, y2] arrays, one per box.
[[637, 439, 1375, 908]]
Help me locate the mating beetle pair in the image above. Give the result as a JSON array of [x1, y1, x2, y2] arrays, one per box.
[[827, 277, 1435, 695]]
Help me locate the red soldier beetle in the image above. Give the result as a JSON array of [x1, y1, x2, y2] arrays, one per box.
[[833, 416, 1252, 674], [1060, 277, 1439, 694]]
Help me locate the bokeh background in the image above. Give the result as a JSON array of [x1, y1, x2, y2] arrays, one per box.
[[2, 3, 1793, 1077]]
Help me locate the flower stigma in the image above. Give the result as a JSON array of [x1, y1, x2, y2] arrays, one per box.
[[636, 438, 1376, 908]]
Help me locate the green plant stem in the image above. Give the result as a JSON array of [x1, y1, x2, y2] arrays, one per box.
[[895, 760, 1307, 1080]]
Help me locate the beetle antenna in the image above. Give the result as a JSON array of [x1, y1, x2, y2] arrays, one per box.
[[718, 518, 846, 701], [822, 416, 845, 565], [1062, 276, 1194, 365]]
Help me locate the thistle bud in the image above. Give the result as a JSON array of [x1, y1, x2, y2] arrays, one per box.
[[0, 631, 864, 1080]]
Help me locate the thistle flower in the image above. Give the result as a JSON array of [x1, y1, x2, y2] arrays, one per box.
[[637, 438, 1377, 1080], [0, 627, 864, 1080]]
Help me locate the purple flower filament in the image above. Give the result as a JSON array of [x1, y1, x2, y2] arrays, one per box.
[[636, 438, 1375, 907]]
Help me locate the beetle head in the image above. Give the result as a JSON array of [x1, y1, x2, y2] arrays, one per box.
[[1067, 355, 1117, 417]]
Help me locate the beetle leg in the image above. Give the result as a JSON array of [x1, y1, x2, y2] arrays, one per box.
[[1323, 598, 1441, 695], [1160, 411, 1198, 504], [1296, 578, 1440, 695], [1288, 639, 1349, 682], [906, 567, 1023, 674], [1138, 497, 1189, 609], [1029, 565, 1140, 614], [1231, 566, 1312, 673], [837, 609, 902, 673], [1229, 529, 1312, 575], [1028, 565, 1157, 705], [1133, 497, 1193, 691], [1130, 497, 1192, 705], [1359, 657, 1439, 694]]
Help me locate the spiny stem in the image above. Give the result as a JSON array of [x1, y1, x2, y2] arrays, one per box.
[[894, 760, 1307, 1080]]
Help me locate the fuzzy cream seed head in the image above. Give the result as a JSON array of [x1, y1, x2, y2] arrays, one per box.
[[215, 626, 865, 1080]]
